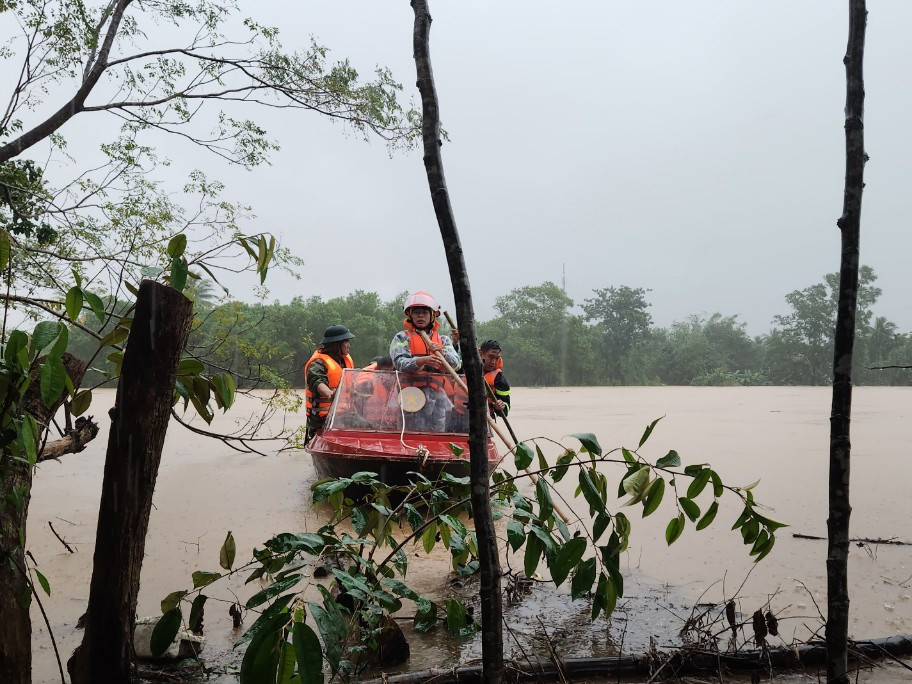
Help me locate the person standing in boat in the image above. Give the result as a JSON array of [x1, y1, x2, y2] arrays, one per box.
[[480, 340, 511, 419], [303, 324, 355, 445], [390, 291, 460, 431]]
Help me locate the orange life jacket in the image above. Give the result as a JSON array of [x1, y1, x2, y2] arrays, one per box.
[[483, 356, 505, 408], [304, 350, 354, 419], [402, 319, 446, 391]]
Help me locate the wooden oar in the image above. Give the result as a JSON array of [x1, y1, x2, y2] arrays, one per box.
[[416, 329, 572, 525]]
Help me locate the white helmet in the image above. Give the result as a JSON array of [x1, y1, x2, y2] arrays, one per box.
[[403, 291, 440, 315]]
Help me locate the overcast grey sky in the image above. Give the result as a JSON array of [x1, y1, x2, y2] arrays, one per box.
[[202, 1, 910, 335], [31, 2, 912, 335]]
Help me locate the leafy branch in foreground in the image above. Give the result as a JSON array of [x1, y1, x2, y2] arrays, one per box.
[[157, 419, 784, 682]]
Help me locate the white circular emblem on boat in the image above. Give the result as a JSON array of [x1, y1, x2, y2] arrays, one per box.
[[398, 386, 426, 412]]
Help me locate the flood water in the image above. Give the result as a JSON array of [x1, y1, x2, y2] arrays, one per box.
[[27, 387, 912, 683]]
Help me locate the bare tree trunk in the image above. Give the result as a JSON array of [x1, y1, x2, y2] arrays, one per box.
[[68, 280, 193, 684], [0, 353, 87, 684], [827, 2, 867, 683], [410, 3, 504, 684]]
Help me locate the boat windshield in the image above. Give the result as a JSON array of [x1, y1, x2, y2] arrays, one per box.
[[327, 369, 470, 435]]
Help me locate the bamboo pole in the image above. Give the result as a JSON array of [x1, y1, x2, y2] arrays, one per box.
[[416, 329, 573, 525]]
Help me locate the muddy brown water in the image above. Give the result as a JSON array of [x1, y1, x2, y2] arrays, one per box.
[[27, 387, 912, 683]]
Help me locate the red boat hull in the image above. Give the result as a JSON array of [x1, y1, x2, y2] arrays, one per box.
[[307, 429, 500, 485]]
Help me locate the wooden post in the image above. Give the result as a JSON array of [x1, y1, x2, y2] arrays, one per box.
[[68, 280, 193, 684]]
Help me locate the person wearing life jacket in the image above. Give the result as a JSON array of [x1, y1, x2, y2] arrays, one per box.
[[480, 340, 510, 419], [354, 356, 396, 429], [389, 291, 460, 431], [303, 324, 355, 444]]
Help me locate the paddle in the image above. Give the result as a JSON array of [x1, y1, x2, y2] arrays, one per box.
[[416, 328, 573, 526]]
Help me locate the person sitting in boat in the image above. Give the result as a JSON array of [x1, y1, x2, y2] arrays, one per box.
[[390, 291, 460, 432], [302, 324, 355, 445], [480, 340, 511, 419], [351, 356, 398, 429]]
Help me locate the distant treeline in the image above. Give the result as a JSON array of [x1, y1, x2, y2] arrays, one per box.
[[70, 266, 912, 388]]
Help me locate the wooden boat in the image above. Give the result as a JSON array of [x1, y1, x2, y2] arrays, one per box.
[[307, 369, 500, 485]]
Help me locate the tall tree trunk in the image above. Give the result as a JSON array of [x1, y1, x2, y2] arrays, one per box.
[[827, 2, 867, 683], [68, 280, 193, 684], [0, 353, 87, 684], [410, 4, 504, 684]]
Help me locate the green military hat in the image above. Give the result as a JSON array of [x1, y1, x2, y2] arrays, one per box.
[[321, 324, 355, 345]]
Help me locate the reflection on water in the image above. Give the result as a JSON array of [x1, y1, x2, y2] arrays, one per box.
[[27, 386, 912, 682]]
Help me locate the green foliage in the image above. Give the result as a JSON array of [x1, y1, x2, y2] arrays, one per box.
[[161, 420, 782, 681]]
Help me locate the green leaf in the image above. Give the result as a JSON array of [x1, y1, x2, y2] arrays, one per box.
[[188, 594, 207, 633], [239, 594, 295, 646], [642, 477, 665, 517], [696, 501, 719, 530], [621, 447, 636, 463], [292, 620, 324, 684], [535, 477, 553, 522], [0, 228, 10, 270], [83, 290, 105, 322], [70, 390, 92, 416], [439, 514, 467, 540], [445, 598, 467, 634], [514, 441, 534, 470], [686, 468, 712, 499], [5, 329, 28, 365], [656, 450, 680, 468], [551, 449, 575, 482], [621, 465, 650, 502], [31, 321, 60, 356], [665, 513, 685, 545], [150, 608, 183, 658], [592, 513, 610, 542], [638, 417, 662, 447], [18, 416, 37, 466], [421, 525, 437, 554], [171, 256, 188, 292], [570, 557, 596, 600], [167, 233, 188, 258], [551, 537, 586, 588], [34, 569, 51, 596], [277, 639, 295, 684], [570, 432, 602, 456], [191, 571, 221, 589], [523, 532, 543, 578], [49, 324, 68, 359], [247, 575, 303, 609], [709, 469, 724, 497], [507, 520, 525, 551], [161, 590, 187, 613], [65, 287, 83, 321], [731, 506, 752, 530], [679, 497, 701, 522], [179, 357, 206, 376], [220, 531, 236, 571], [578, 468, 607, 516], [39, 357, 67, 407], [240, 613, 284, 684], [99, 326, 129, 348]]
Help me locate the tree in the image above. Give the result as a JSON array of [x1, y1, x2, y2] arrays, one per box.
[[0, 1, 415, 680], [411, 2, 503, 683], [827, 2, 867, 682], [482, 282, 596, 386], [770, 266, 880, 385], [582, 285, 653, 384]]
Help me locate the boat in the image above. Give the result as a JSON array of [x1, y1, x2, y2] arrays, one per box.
[[306, 368, 501, 486]]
